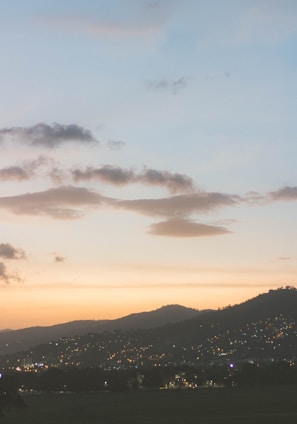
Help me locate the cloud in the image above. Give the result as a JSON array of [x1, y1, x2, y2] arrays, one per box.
[[139, 168, 193, 193], [0, 123, 98, 148], [148, 218, 231, 237], [54, 256, 65, 263], [272, 256, 294, 263], [269, 186, 297, 202], [0, 166, 30, 181], [243, 191, 265, 204], [0, 262, 22, 284], [0, 156, 58, 182], [0, 243, 26, 260], [206, 71, 231, 80], [147, 77, 188, 94], [117, 191, 238, 217], [106, 140, 126, 150], [0, 182, 238, 241], [48, 167, 68, 184], [0, 186, 106, 219], [72, 166, 134, 186], [26, 156, 67, 183], [23, 155, 56, 172], [72, 165, 194, 193], [0, 156, 69, 185], [243, 186, 297, 205], [0, 262, 11, 284]]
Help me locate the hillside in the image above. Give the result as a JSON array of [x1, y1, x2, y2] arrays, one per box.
[[1, 287, 297, 370], [0, 304, 203, 355], [151, 286, 297, 345], [98, 304, 203, 331]]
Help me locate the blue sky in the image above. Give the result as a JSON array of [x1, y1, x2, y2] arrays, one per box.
[[0, 0, 296, 328]]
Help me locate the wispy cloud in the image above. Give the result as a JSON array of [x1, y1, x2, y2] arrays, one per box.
[[72, 166, 194, 193], [271, 256, 295, 263], [0, 123, 98, 148], [269, 186, 297, 202], [72, 166, 134, 186], [0, 243, 26, 260], [0, 185, 237, 237], [243, 191, 265, 204], [0, 186, 106, 219], [0, 157, 193, 194], [54, 255, 66, 263], [242, 187, 297, 205], [148, 218, 230, 237], [117, 191, 239, 217], [0, 166, 30, 181], [147, 77, 188, 94], [106, 140, 126, 150], [0, 262, 22, 284], [140, 168, 193, 193], [1, 180, 296, 237], [0, 156, 57, 182], [206, 71, 230, 80]]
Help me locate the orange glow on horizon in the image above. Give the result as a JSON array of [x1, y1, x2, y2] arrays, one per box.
[[1, 280, 287, 330]]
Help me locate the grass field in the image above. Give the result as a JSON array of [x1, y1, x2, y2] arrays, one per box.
[[2, 385, 297, 423]]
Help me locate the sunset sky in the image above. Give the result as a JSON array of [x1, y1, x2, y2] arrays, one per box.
[[1, 0, 297, 329]]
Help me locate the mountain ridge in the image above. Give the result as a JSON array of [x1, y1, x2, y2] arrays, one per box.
[[0, 304, 204, 355], [1, 287, 297, 360], [2, 287, 297, 370], [145, 286, 297, 345]]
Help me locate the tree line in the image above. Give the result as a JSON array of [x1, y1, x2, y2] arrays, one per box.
[[1, 360, 297, 398]]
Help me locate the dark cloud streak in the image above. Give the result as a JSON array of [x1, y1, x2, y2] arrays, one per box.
[[139, 168, 193, 193], [0, 262, 22, 284], [72, 166, 194, 193], [0, 186, 239, 241], [1, 181, 295, 238], [72, 166, 134, 185], [106, 140, 126, 150], [0, 166, 30, 181], [0, 186, 107, 219], [54, 256, 65, 263], [147, 77, 188, 94], [148, 218, 230, 237], [0, 243, 26, 260], [269, 186, 297, 202], [0, 123, 98, 148], [117, 192, 239, 217], [0, 156, 57, 181]]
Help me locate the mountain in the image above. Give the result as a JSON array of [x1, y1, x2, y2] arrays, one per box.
[[96, 304, 204, 332], [0, 320, 107, 356], [0, 305, 204, 355], [151, 286, 297, 345], [138, 286, 297, 347], [2, 288, 297, 367]]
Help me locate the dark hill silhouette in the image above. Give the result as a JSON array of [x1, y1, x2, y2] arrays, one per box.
[[2, 288, 296, 360], [146, 287, 297, 345], [100, 304, 203, 331], [0, 305, 203, 355], [0, 320, 107, 356]]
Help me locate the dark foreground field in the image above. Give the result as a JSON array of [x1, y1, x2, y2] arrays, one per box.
[[2, 385, 297, 424]]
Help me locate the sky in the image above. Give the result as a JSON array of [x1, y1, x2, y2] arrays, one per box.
[[0, 0, 297, 329]]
